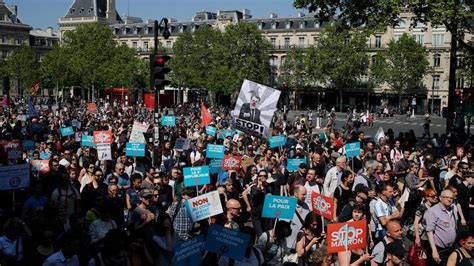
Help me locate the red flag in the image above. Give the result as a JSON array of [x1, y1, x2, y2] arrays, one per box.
[[201, 102, 212, 126], [31, 80, 41, 96]]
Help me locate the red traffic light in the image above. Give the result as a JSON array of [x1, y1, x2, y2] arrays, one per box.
[[155, 57, 165, 64], [283, 83, 289, 89]]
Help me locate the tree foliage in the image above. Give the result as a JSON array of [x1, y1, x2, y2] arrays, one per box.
[[2, 44, 39, 94], [279, 48, 311, 90], [171, 23, 271, 95], [370, 34, 430, 106]]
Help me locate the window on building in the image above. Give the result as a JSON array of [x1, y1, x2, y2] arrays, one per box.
[[166, 41, 172, 48], [271, 22, 277, 30], [433, 75, 440, 89], [0, 15, 4, 21], [121, 42, 126, 46], [270, 56, 278, 66], [313, 37, 319, 47], [1, 35, 7, 44], [1, 50, 8, 59], [433, 34, 444, 47], [270, 38, 276, 47], [393, 34, 402, 41], [375, 36, 381, 48], [258, 23, 263, 30], [144, 42, 149, 50], [132, 42, 137, 49], [284, 37, 290, 48], [298, 37, 305, 47], [314, 21, 319, 28], [433, 53, 441, 67], [36, 52, 42, 61], [299, 21, 305, 29], [414, 34, 424, 45], [133, 28, 138, 34], [286, 22, 291, 29], [371, 55, 377, 65], [16, 37, 22, 45]]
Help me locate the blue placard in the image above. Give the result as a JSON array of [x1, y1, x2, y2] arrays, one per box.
[[261, 195, 297, 219], [205, 126, 217, 136], [161, 116, 176, 126], [125, 142, 145, 157], [40, 151, 50, 160], [60, 126, 74, 137], [183, 166, 210, 187], [206, 144, 225, 159], [218, 129, 233, 139], [269, 135, 287, 148], [81, 135, 96, 147], [22, 140, 35, 151], [345, 142, 361, 158], [204, 224, 251, 262], [174, 235, 205, 266], [209, 159, 223, 174], [287, 158, 306, 171]]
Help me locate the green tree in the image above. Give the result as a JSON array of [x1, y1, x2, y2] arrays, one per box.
[[40, 45, 76, 99], [370, 34, 430, 111], [3, 44, 39, 96], [294, 0, 474, 130], [311, 25, 369, 111], [280, 48, 310, 90]]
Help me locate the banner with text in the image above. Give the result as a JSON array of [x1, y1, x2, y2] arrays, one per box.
[[185, 190, 223, 223], [311, 191, 334, 220], [222, 155, 242, 171], [206, 144, 225, 159], [327, 220, 367, 253], [183, 166, 210, 187], [287, 158, 306, 172], [269, 135, 287, 148], [261, 195, 297, 220], [345, 142, 361, 158], [204, 224, 251, 262], [0, 164, 30, 190], [173, 235, 205, 266], [125, 142, 145, 157]]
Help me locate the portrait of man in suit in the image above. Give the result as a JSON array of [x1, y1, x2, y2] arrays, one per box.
[[238, 95, 262, 124]]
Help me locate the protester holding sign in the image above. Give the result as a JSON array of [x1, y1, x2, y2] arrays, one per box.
[[296, 212, 325, 264], [256, 220, 292, 265]]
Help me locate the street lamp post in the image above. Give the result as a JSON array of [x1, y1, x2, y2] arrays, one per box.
[[431, 80, 435, 115]]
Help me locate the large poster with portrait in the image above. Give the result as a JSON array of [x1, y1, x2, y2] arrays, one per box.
[[232, 80, 281, 138]]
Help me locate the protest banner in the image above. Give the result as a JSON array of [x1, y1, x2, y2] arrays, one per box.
[[218, 129, 233, 139], [174, 235, 205, 266], [185, 190, 223, 222], [87, 102, 97, 112], [311, 191, 334, 220], [96, 144, 112, 160], [204, 224, 251, 262], [129, 131, 146, 144], [1, 140, 22, 160], [125, 142, 145, 157], [206, 144, 225, 159], [261, 195, 297, 220], [132, 121, 148, 133], [174, 138, 191, 151], [209, 159, 223, 174], [31, 160, 50, 174], [222, 155, 242, 171], [232, 79, 281, 137], [183, 166, 210, 187], [345, 142, 361, 158], [71, 120, 81, 130], [0, 164, 30, 190], [93, 130, 113, 144], [287, 158, 306, 172], [60, 127, 74, 137], [81, 135, 96, 147], [327, 220, 367, 253], [40, 151, 50, 160], [21, 140, 35, 151], [74, 132, 85, 142], [161, 116, 176, 126], [205, 126, 217, 136], [269, 135, 286, 148]]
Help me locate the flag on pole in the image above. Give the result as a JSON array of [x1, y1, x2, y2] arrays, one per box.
[[201, 102, 212, 127], [27, 97, 38, 117], [375, 126, 385, 143], [31, 80, 41, 96]]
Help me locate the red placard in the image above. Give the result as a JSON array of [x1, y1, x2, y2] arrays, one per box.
[[87, 103, 97, 112], [311, 191, 334, 220], [221, 155, 242, 170], [93, 131, 113, 144], [31, 160, 50, 174], [327, 220, 367, 253]]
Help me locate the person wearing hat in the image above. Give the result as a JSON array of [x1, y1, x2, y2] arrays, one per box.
[[131, 189, 155, 233], [385, 241, 406, 266]]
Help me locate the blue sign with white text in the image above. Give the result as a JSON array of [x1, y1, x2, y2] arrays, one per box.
[[205, 224, 251, 262], [287, 158, 306, 171], [218, 129, 233, 139], [183, 166, 210, 187], [81, 135, 96, 147], [262, 195, 297, 220], [205, 126, 217, 136], [269, 135, 287, 148], [209, 159, 223, 174], [345, 142, 361, 158], [206, 144, 225, 159], [125, 142, 145, 157], [161, 116, 176, 126], [174, 235, 205, 266], [60, 127, 74, 137]]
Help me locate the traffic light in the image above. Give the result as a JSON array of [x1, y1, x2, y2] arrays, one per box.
[[150, 54, 171, 88]]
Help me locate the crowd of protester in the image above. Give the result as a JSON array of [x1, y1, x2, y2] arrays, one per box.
[[0, 97, 472, 266]]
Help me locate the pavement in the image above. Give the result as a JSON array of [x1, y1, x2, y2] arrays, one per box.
[[286, 111, 473, 138]]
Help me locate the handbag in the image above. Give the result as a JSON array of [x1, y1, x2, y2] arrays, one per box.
[[407, 245, 427, 266]]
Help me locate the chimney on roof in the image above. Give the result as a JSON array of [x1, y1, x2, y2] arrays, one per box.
[[46, 27, 53, 36], [106, 0, 116, 22], [297, 12, 305, 18], [242, 9, 251, 19], [270, 13, 278, 19]]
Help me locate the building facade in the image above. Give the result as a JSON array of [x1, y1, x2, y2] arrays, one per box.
[[0, 0, 59, 96]]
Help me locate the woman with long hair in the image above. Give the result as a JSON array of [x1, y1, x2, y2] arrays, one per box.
[[152, 214, 178, 266], [296, 212, 325, 265]]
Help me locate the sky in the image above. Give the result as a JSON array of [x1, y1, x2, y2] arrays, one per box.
[[7, 0, 306, 30]]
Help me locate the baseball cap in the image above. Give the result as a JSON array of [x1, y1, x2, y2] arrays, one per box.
[[139, 189, 153, 198]]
